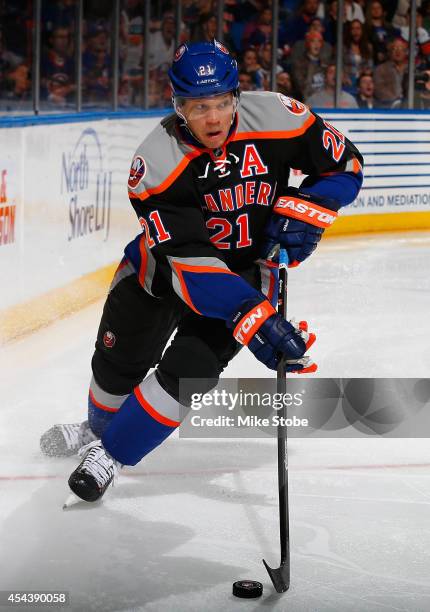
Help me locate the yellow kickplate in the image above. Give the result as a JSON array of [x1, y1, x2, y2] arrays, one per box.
[[0, 263, 118, 344], [327, 211, 430, 236]]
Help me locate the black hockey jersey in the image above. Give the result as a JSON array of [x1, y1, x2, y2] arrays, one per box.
[[126, 92, 363, 320]]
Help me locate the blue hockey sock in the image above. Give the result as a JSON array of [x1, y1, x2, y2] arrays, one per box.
[[101, 372, 184, 466], [87, 376, 129, 438]]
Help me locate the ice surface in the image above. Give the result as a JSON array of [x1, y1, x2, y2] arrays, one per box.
[[0, 232, 430, 611]]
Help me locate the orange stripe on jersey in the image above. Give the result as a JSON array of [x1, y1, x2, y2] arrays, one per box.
[[262, 259, 279, 269], [138, 234, 148, 287], [320, 157, 363, 177], [89, 389, 119, 413], [174, 262, 238, 276], [129, 150, 202, 202], [171, 261, 202, 315], [352, 157, 362, 173], [129, 116, 315, 201], [233, 114, 316, 142], [134, 385, 180, 428], [233, 299, 276, 345], [274, 195, 338, 229], [171, 261, 239, 315]]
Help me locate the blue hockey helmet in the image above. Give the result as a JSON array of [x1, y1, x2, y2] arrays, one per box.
[[168, 40, 239, 100]]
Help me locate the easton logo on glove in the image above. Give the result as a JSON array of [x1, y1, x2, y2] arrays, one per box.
[[233, 300, 275, 345], [274, 196, 338, 228]]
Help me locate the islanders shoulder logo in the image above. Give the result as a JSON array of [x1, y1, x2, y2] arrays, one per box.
[[278, 94, 308, 116], [128, 156, 146, 189]]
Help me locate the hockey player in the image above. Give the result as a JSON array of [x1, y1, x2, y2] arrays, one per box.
[[40, 40, 363, 503]]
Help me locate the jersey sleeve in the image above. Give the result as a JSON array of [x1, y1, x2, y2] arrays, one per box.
[[127, 159, 263, 321], [238, 92, 363, 207], [286, 107, 364, 206]]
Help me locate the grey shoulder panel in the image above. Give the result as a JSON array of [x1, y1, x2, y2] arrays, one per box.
[[128, 113, 196, 198], [237, 91, 314, 136]]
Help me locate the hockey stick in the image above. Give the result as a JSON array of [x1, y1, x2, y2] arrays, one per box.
[[262, 247, 290, 593]]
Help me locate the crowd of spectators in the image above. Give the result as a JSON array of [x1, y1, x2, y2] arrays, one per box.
[[220, 0, 430, 110], [2, 0, 430, 112], [0, 0, 33, 111]]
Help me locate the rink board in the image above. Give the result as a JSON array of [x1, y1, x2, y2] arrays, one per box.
[[290, 110, 430, 235], [0, 109, 429, 341]]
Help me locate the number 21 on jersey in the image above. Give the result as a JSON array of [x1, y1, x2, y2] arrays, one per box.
[[206, 213, 252, 249], [139, 211, 171, 247]]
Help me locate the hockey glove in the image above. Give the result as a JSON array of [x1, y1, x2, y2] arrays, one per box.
[[226, 297, 317, 373], [260, 187, 340, 266]]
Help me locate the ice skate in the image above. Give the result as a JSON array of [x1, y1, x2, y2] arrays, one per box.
[[40, 420, 98, 457], [67, 440, 119, 502]]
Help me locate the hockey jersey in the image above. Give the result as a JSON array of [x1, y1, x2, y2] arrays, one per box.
[[125, 91, 363, 320]]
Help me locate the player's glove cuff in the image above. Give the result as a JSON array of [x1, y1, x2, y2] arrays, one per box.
[[228, 297, 276, 345], [273, 190, 339, 229], [260, 188, 341, 266], [227, 299, 318, 372]]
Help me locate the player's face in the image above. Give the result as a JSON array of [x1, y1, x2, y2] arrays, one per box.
[[181, 93, 235, 149]]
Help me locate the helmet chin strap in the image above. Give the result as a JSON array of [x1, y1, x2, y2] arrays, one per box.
[[172, 96, 187, 123], [173, 91, 240, 146]]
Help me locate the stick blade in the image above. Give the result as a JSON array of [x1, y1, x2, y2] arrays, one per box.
[[262, 558, 290, 593]]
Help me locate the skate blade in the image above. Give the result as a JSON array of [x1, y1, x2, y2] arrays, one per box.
[[62, 492, 83, 510], [62, 492, 104, 510]]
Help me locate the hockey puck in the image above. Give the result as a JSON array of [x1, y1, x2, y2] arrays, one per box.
[[232, 580, 263, 599]]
